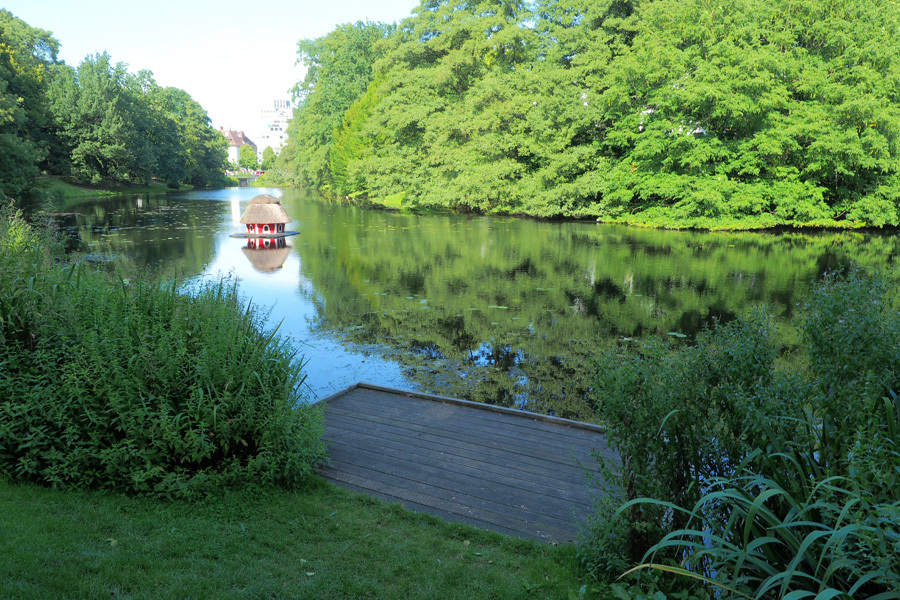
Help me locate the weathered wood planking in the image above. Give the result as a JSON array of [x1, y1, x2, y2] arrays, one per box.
[[318, 383, 615, 543]]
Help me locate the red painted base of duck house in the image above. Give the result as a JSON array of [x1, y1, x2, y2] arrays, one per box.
[[247, 237, 287, 250], [246, 223, 285, 235]]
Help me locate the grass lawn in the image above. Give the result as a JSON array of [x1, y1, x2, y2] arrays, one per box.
[[369, 192, 406, 210], [34, 176, 192, 202], [354, 192, 454, 216], [0, 477, 603, 599]]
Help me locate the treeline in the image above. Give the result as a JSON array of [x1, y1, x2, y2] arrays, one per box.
[[0, 10, 227, 202], [278, 0, 900, 229]]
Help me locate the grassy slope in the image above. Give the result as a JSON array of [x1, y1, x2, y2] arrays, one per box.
[[0, 477, 600, 600], [34, 176, 193, 200]]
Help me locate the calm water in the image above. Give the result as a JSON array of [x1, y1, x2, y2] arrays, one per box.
[[49, 187, 900, 420]]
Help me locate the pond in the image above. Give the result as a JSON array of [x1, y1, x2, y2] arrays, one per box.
[[47, 187, 900, 421]]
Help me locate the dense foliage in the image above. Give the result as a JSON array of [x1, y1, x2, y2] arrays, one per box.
[[582, 268, 900, 596], [278, 20, 396, 189], [0, 208, 325, 498], [0, 11, 58, 198], [239, 143, 258, 170], [261, 146, 277, 171], [280, 0, 900, 228], [0, 10, 227, 200]]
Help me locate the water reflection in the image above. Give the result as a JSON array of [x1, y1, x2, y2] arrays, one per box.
[[47, 188, 900, 420], [242, 238, 291, 273]]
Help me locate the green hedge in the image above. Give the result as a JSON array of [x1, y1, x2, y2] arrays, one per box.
[[0, 207, 325, 498]]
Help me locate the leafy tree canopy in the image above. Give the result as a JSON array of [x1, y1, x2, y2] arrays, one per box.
[[279, 0, 900, 229], [261, 146, 276, 171], [0, 11, 226, 199], [597, 0, 900, 228], [277, 20, 396, 189], [47, 54, 227, 187], [0, 10, 59, 199], [239, 143, 258, 170]]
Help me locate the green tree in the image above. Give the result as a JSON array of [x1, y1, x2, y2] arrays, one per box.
[[122, 69, 173, 184], [340, 0, 541, 209], [278, 0, 900, 228], [47, 53, 225, 187], [161, 87, 227, 187], [261, 146, 276, 171], [48, 53, 141, 184], [278, 20, 396, 188], [239, 144, 258, 170], [329, 77, 382, 196], [0, 10, 59, 200], [321, 0, 629, 214], [596, 0, 900, 227]]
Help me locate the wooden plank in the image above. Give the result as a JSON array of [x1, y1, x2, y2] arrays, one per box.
[[321, 462, 578, 542], [332, 386, 605, 447], [325, 435, 595, 516], [325, 420, 595, 502], [332, 386, 612, 454], [326, 402, 608, 466], [356, 382, 607, 434], [320, 411, 594, 473], [324, 419, 597, 494], [323, 452, 584, 534], [328, 400, 600, 455], [319, 384, 616, 543]]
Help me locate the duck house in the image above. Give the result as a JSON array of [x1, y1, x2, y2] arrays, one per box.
[[239, 194, 290, 236]]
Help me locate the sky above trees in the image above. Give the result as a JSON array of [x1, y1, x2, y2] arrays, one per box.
[[1, 0, 418, 129]]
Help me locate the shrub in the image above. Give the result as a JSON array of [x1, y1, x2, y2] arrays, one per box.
[[581, 267, 900, 597], [0, 205, 66, 350], [625, 409, 900, 598], [0, 208, 325, 498], [584, 309, 785, 574], [800, 267, 900, 473]]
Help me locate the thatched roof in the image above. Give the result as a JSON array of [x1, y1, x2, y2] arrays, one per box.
[[241, 246, 292, 272], [249, 194, 281, 205], [240, 195, 291, 224]]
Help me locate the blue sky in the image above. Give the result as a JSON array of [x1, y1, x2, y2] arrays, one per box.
[[4, 0, 419, 129]]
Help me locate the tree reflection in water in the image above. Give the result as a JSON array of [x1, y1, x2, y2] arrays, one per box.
[[47, 188, 900, 421]]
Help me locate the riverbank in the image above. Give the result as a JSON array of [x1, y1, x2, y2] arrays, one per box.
[[0, 478, 601, 599], [34, 176, 194, 200], [287, 183, 890, 231]]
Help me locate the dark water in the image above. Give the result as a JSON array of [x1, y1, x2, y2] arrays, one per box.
[[47, 187, 900, 420]]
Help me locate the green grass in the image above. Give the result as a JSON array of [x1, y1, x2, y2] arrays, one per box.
[[367, 192, 406, 209], [353, 191, 454, 215], [0, 477, 600, 600], [34, 176, 193, 202]]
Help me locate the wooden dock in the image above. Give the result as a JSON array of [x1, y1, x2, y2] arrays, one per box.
[[318, 383, 615, 543]]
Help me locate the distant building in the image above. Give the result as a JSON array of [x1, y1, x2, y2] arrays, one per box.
[[254, 99, 292, 161], [220, 128, 257, 165]]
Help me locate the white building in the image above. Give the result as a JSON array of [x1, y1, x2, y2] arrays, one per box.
[[254, 99, 292, 161], [220, 128, 257, 166]]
